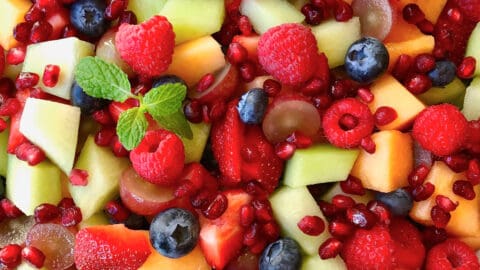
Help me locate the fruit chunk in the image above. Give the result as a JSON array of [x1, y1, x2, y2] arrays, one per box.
[[350, 130, 413, 193], [311, 17, 361, 68], [68, 136, 130, 220], [385, 34, 435, 71], [0, 125, 9, 176], [159, 0, 225, 44], [78, 212, 110, 229], [17, 261, 48, 270], [301, 255, 347, 270], [139, 244, 210, 270], [0, 0, 31, 49], [240, 0, 304, 34], [165, 36, 225, 87], [417, 77, 466, 107], [181, 122, 211, 163], [465, 20, 480, 76], [321, 182, 374, 205], [127, 0, 167, 23], [283, 144, 360, 187], [368, 74, 426, 130], [74, 224, 151, 270], [463, 76, 480, 121], [19, 98, 81, 174], [410, 161, 480, 237], [22, 37, 95, 100], [6, 154, 62, 215], [269, 186, 331, 255]]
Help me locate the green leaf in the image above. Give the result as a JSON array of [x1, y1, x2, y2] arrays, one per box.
[[74, 56, 133, 102], [151, 109, 193, 139], [143, 83, 186, 117], [116, 108, 148, 150]]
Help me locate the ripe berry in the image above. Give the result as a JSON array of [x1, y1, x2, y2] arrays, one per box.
[[345, 37, 389, 83], [70, 0, 108, 38], [237, 88, 268, 124], [259, 238, 301, 270]]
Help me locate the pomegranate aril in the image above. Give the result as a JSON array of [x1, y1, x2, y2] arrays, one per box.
[[331, 194, 355, 209], [446, 7, 462, 23], [392, 54, 414, 81], [0, 119, 7, 132], [431, 205, 450, 228], [57, 197, 75, 209], [416, 19, 434, 35], [34, 203, 60, 223], [467, 159, 480, 185], [367, 200, 391, 224], [42, 64, 60, 87], [408, 164, 431, 187], [414, 53, 436, 73], [301, 77, 328, 96], [202, 192, 228, 219], [94, 126, 115, 146], [208, 101, 227, 122], [16, 72, 40, 90], [61, 206, 82, 226], [443, 153, 470, 173], [302, 4, 324, 25], [92, 108, 114, 125], [62, 24, 77, 38], [30, 20, 53, 43], [105, 200, 130, 223], [239, 61, 256, 82], [118, 10, 137, 25], [346, 206, 377, 229], [35, 0, 59, 11], [238, 15, 253, 36], [318, 200, 339, 218], [197, 73, 215, 92], [0, 78, 15, 96], [357, 87, 374, 103], [0, 244, 22, 268], [330, 79, 354, 99], [286, 131, 313, 149], [13, 22, 32, 43], [240, 204, 255, 227], [21, 246, 46, 269], [69, 168, 88, 186], [328, 218, 355, 238], [457, 56, 476, 79], [360, 136, 376, 153], [243, 222, 260, 246], [25, 5, 45, 23], [252, 199, 273, 223], [275, 142, 296, 160], [227, 42, 248, 65], [105, 0, 126, 20], [334, 1, 353, 22], [404, 73, 432, 94], [452, 180, 476, 200], [110, 135, 129, 157], [0, 98, 21, 116], [412, 182, 435, 201], [402, 3, 425, 24], [263, 79, 281, 97], [340, 175, 366, 195], [15, 141, 46, 166], [318, 238, 342, 259], [297, 215, 325, 236], [1, 198, 23, 218], [435, 195, 458, 212], [262, 221, 280, 242], [191, 190, 214, 210]]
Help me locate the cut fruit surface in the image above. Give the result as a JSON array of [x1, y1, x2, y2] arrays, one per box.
[[139, 243, 210, 270], [0, 0, 31, 50], [352, 0, 393, 41], [466, 23, 480, 77], [0, 124, 9, 176], [385, 34, 435, 71], [127, 0, 167, 23], [301, 255, 347, 270], [417, 77, 466, 107], [463, 76, 480, 121]]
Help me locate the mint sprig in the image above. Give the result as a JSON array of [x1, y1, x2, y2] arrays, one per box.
[[74, 57, 193, 150]]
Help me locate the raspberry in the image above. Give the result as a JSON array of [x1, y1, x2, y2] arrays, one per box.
[[341, 225, 395, 270], [115, 15, 175, 78], [322, 98, 375, 148], [257, 23, 318, 85], [465, 119, 480, 154], [412, 104, 468, 156], [389, 218, 425, 270], [425, 238, 480, 269], [457, 0, 480, 22], [130, 129, 185, 186]]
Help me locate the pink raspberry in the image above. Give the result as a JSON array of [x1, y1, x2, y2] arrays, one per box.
[[257, 23, 319, 85]]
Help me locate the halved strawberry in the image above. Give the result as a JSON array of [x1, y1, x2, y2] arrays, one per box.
[[74, 224, 151, 270], [199, 189, 252, 269]]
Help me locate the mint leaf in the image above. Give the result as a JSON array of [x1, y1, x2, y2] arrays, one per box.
[[151, 109, 193, 139], [74, 56, 133, 102], [116, 108, 148, 150], [143, 83, 186, 117]]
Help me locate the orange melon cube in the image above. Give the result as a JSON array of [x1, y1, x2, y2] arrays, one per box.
[[368, 74, 426, 130], [350, 130, 413, 193], [409, 161, 480, 237], [0, 0, 31, 50], [459, 234, 480, 250], [165, 36, 226, 87], [385, 34, 435, 71], [139, 244, 211, 270], [397, 0, 447, 23]]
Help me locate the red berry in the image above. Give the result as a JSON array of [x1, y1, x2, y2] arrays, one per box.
[[0, 244, 22, 268], [61, 206, 82, 227], [452, 180, 476, 200], [104, 200, 130, 223], [328, 218, 355, 239], [403, 3, 425, 24], [435, 195, 458, 212], [340, 175, 366, 195], [426, 239, 480, 270], [34, 203, 60, 223], [129, 129, 185, 185], [374, 106, 397, 126], [457, 56, 476, 79], [389, 218, 425, 270], [42, 64, 60, 87]]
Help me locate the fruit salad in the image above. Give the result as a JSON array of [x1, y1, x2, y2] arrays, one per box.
[[1, 0, 480, 269]]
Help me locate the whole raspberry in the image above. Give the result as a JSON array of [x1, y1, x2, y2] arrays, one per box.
[[130, 129, 185, 186], [390, 218, 425, 270], [457, 0, 480, 22], [426, 238, 480, 269], [257, 23, 318, 85], [412, 104, 468, 156], [322, 98, 375, 148], [341, 225, 395, 270], [115, 15, 175, 78]]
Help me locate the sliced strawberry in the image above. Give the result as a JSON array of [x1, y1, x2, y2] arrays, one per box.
[[7, 111, 27, 154], [199, 189, 252, 269], [232, 35, 259, 63], [74, 224, 151, 270], [390, 218, 425, 270]]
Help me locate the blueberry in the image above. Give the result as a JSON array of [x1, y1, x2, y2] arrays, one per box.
[[152, 75, 187, 89], [71, 82, 108, 114], [345, 37, 389, 84], [375, 188, 413, 216], [237, 88, 268, 124], [428, 60, 456, 87], [259, 238, 302, 270], [70, 0, 108, 38], [149, 208, 199, 258]]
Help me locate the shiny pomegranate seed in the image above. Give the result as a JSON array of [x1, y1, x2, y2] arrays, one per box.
[[446, 7, 462, 23], [110, 135, 129, 157], [297, 215, 325, 236], [360, 136, 376, 153], [367, 200, 391, 225], [416, 19, 434, 34], [457, 56, 476, 79], [25, 5, 45, 23], [239, 61, 256, 82], [263, 79, 281, 97], [252, 199, 273, 223], [208, 102, 227, 122], [402, 3, 425, 24], [15, 142, 46, 166], [21, 246, 45, 268], [286, 131, 313, 148], [42, 64, 60, 87], [318, 238, 342, 259], [328, 218, 355, 238], [0, 98, 21, 116], [346, 205, 377, 229], [196, 73, 215, 92], [452, 180, 476, 200], [244, 181, 269, 199], [414, 53, 436, 73], [0, 78, 15, 96], [61, 206, 82, 227], [243, 222, 260, 246], [467, 159, 480, 185], [412, 182, 435, 201], [334, 1, 353, 21], [35, 0, 59, 10], [318, 200, 339, 218], [435, 195, 458, 212], [94, 126, 116, 146], [408, 164, 430, 187], [34, 203, 60, 223], [240, 204, 255, 227], [62, 24, 77, 38], [339, 114, 358, 130], [404, 73, 432, 94], [13, 22, 32, 43], [202, 193, 228, 219], [302, 4, 323, 25], [7, 46, 27, 65], [301, 77, 327, 96], [174, 180, 197, 198], [392, 54, 414, 81], [443, 153, 469, 172], [422, 226, 447, 247], [357, 87, 374, 103], [69, 168, 88, 186], [118, 10, 137, 25], [183, 100, 202, 123], [330, 79, 354, 99], [312, 94, 332, 109], [238, 15, 253, 36], [1, 198, 23, 218], [374, 106, 397, 126], [331, 194, 355, 209], [0, 244, 22, 268], [227, 42, 248, 65], [275, 142, 296, 160], [249, 238, 267, 254], [190, 190, 213, 210], [262, 221, 280, 241], [0, 119, 7, 132], [104, 200, 130, 223], [92, 108, 114, 125], [30, 20, 53, 43], [431, 205, 450, 228], [340, 175, 366, 195], [16, 72, 40, 89], [105, 0, 126, 20], [57, 197, 75, 209]]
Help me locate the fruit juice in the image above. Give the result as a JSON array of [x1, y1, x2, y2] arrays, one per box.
[[1, 0, 480, 269]]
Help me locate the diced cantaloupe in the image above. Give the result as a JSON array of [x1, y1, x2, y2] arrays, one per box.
[[368, 74, 426, 130], [0, 0, 31, 50], [139, 242, 210, 270], [459, 234, 480, 250], [410, 161, 480, 237], [165, 36, 225, 87], [385, 34, 435, 71], [350, 130, 413, 193], [397, 0, 447, 23]]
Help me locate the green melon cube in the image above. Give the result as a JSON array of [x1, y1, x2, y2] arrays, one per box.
[[463, 76, 480, 120]]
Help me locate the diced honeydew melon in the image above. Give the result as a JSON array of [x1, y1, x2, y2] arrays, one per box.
[[269, 186, 331, 255], [0, 124, 9, 177], [19, 98, 81, 174], [417, 77, 466, 107], [78, 212, 110, 229], [0, 0, 32, 50], [301, 255, 347, 270], [463, 77, 480, 120], [182, 122, 211, 163], [288, 0, 309, 9], [6, 155, 62, 216], [127, 0, 167, 23], [68, 136, 130, 220], [240, 0, 305, 34], [22, 37, 94, 100], [466, 23, 480, 77], [311, 17, 362, 68], [159, 0, 225, 45], [283, 144, 360, 187], [17, 261, 48, 270]]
